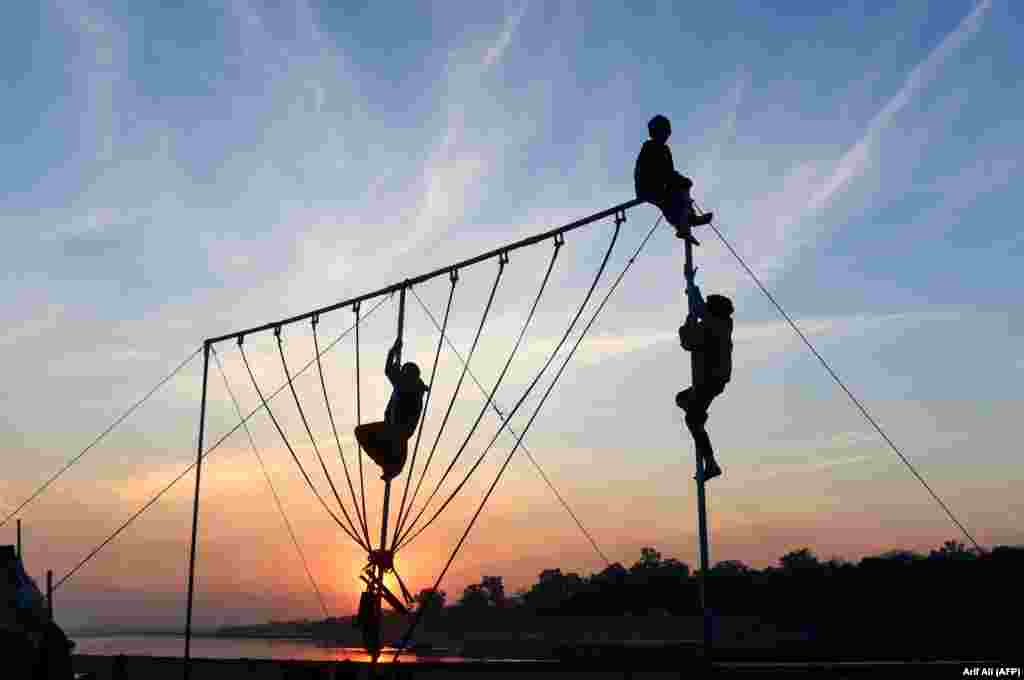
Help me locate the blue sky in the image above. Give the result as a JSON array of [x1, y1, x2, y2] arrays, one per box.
[[1, 0, 1021, 629]]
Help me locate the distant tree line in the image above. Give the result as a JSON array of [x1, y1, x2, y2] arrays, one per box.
[[406, 541, 1021, 656]]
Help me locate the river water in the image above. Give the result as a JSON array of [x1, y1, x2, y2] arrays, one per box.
[[71, 635, 478, 663]]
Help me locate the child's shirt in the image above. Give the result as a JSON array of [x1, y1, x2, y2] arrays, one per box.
[[385, 362, 426, 437], [634, 140, 684, 201], [679, 315, 733, 386]]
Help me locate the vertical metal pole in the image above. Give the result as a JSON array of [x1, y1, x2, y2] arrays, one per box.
[[684, 239, 713, 663], [378, 286, 406, 650], [379, 481, 392, 558], [184, 342, 211, 680], [46, 569, 53, 622], [381, 286, 405, 551], [376, 481, 390, 653], [695, 457, 712, 661], [16, 519, 21, 560]]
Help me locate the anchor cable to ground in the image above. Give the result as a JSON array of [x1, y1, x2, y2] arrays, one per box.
[[53, 295, 391, 590], [702, 209, 983, 553], [1, 346, 203, 529]]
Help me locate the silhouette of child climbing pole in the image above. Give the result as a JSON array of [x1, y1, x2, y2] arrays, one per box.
[[676, 240, 734, 481], [354, 294, 428, 482], [634, 114, 714, 246]]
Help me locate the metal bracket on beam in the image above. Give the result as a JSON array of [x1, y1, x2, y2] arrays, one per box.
[[367, 549, 394, 572], [614, 209, 627, 227]]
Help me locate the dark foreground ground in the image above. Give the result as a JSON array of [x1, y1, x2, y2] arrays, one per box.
[[72, 653, 1011, 680]]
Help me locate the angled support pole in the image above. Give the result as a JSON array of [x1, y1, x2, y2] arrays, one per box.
[[184, 341, 212, 680], [360, 572, 410, 617], [684, 239, 713, 664]]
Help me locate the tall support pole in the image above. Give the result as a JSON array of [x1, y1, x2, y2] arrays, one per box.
[[695, 455, 713, 661], [375, 285, 406, 656], [684, 239, 713, 663], [46, 569, 53, 622], [381, 284, 405, 552], [183, 342, 211, 680]]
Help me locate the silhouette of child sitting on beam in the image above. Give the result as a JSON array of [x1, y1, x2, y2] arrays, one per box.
[[634, 114, 713, 246]]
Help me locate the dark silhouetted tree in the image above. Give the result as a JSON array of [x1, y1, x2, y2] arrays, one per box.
[[592, 562, 627, 584], [876, 549, 924, 563], [636, 547, 662, 569], [458, 583, 490, 611], [480, 575, 506, 608], [930, 540, 977, 561], [414, 588, 446, 618], [780, 547, 820, 572], [523, 568, 586, 613], [712, 560, 750, 577]]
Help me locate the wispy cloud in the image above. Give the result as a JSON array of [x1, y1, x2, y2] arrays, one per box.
[[390, 3, 530, 260], [483, 2, 528, 68], [0, 304, 66, 348], [811, 454, 872, 470], [693, 70, 748, 195], [805, 0, 992, 217], [530, 309, 966, 369], [708, 0, 993, 286]]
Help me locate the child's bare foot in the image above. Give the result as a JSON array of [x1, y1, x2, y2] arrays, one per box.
[[703, 458, 722, 481], [689, 211, 713, 227], [675, 226, 700, 246]]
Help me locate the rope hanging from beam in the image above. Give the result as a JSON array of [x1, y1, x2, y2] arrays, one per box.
[[392, 213, 660, 661], [394, 238, 562, 549], [240, 337, 368, 549], [389, 253, 510, 547], [391, 270, 460, 549], [408, 285, 613, 567], [353, 301, 370, 549], [313, 316, 371, 547], [396, 216, 623, 551], [212, 346, 330, 619], [276, 327, 365, 545]]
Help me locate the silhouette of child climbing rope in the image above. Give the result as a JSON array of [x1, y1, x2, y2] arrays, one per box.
[[676, 260, 733, 481], [634, 114, 713, 246], [355, 340, 428, 481]]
